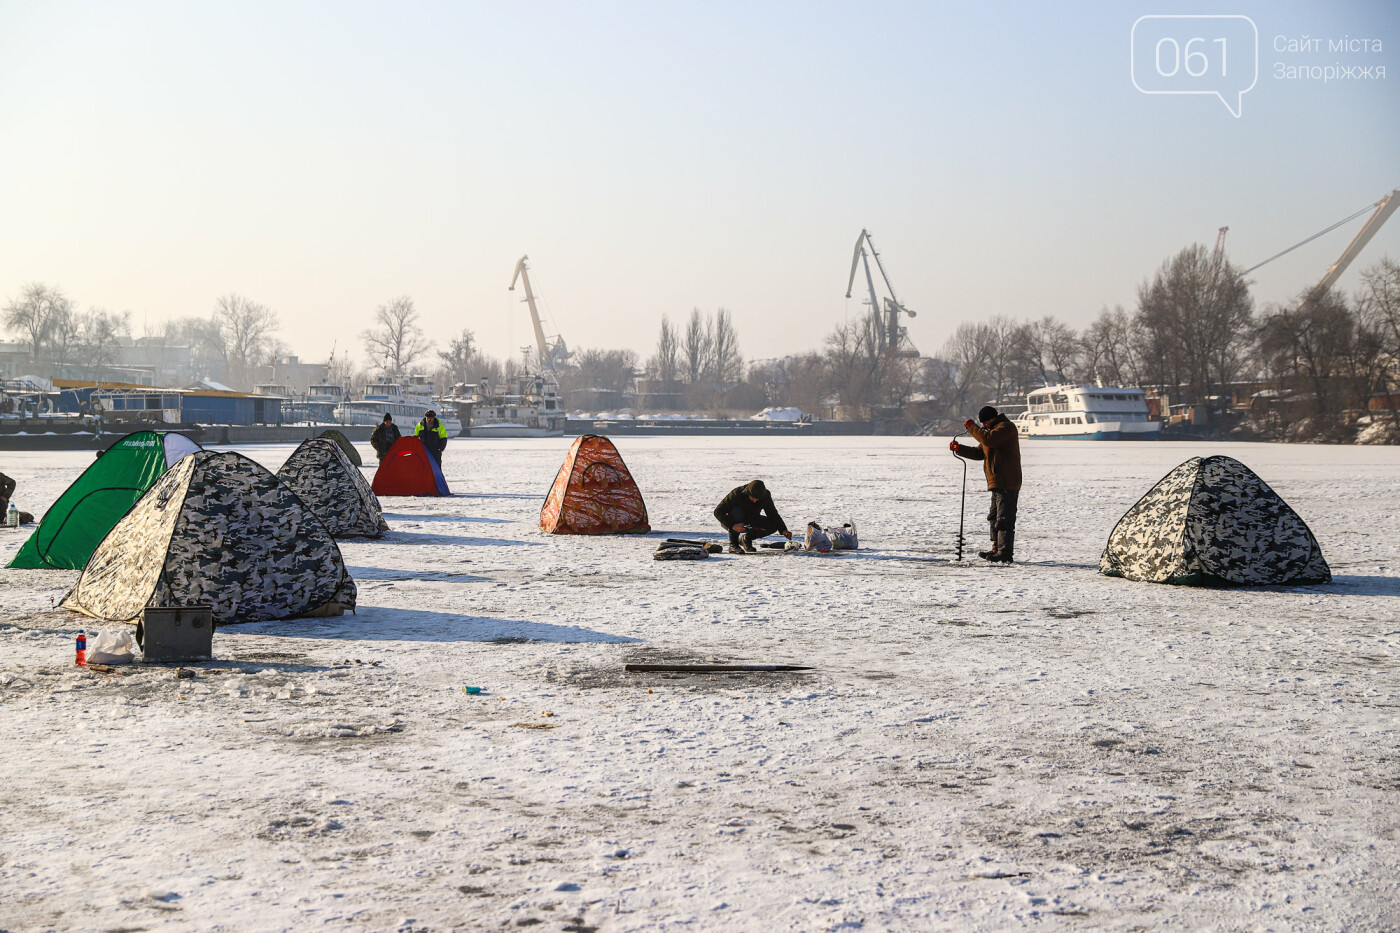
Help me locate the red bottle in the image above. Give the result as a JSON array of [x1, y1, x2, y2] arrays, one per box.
[[75, 632, 86, 666]]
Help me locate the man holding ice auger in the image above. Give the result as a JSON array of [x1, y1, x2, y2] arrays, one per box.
[[951, 405, 1022, 563]]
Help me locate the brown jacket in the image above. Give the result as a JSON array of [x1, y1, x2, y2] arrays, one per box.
[[955, 414, 1022, 491]]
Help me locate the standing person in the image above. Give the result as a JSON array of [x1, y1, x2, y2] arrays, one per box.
[[370, 413, 401, 461], [951, 405, 1022, 563], [415, 410, 447, 464], [713, 479, 793, 554]]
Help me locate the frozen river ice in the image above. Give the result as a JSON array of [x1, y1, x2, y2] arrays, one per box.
[[0, 437, 1397, 931]]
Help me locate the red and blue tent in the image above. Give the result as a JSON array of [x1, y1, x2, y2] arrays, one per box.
[[370, 437, 450, 496]]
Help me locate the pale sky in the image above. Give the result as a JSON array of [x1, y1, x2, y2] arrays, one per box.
[[2, 0, 1397, 368]]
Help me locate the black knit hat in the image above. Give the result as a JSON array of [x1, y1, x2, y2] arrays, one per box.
[[744, 479, 767, 497], [978, 406, 998, 423], [383, 413, 393, 421]]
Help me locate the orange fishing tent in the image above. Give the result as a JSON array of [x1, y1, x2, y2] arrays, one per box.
[[371, 437, 450, 497], [539, 435, 650, 534]]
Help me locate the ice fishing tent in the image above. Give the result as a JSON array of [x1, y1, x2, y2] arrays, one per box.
[[277, 438, 388, 537], [9, 430, 202, 570], [371, 436, 450, 497], [1100, 455, 1331, 586], [539, 434, 650, 534], [62, 450, 356, 624], [318, 428, 363, 466]]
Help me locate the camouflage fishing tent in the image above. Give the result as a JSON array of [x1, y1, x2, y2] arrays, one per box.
[[9, 430, 202, 570], [1100, 455, 1331, 586], [371, 436, 450, 496], [540, 435, 650, 534], [62, 450, 356, 624], [277, 437, 387, 538], [318, 428, 363, 466]]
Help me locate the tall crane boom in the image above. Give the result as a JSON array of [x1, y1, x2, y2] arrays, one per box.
[[509, 256, 550, 365], [1311, 188, 1399, 301], [844, 229, 918, 356], [509, 255, 569, 370]]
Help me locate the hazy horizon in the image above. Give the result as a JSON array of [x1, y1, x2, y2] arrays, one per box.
[[2, 0, 1397, 370]]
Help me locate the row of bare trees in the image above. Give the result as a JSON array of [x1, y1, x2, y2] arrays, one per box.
[[1, 285, 283, 387], [703, 248, 1400, 431], [11, 249, 1400, 434]]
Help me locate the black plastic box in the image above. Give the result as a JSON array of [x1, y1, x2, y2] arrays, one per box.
[[139, 606, 215, 662]]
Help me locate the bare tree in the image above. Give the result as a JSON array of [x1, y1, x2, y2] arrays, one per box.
[[1135, 244, 1253, 404], [213, 294, 280, 389], [681, 308, 711, 384], [709, 308, 743, 383], [361, 295, 428, 379], [567, 348, 638, 395], [73, 309, 132, 379], [436, 329, 477, 386], [1359, 258, 1400, 360], [1357, 258, 1400, 420], [47, 304, 82, 375], [1080, 304, 1147, 388], [648, 315, 679, 386], [3, 283, 75, 374], [166, 315, 229, 383], [936, 321, 994, 417], [825, 314, 886, 415], [1028, 316, 1080, 385], [1259, 289, 1355, 423], [981, 315, 1029, 405]]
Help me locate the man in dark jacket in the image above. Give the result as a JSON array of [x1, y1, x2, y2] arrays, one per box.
[[415, 410, 448, 463], [951, 405, 1023, 563], [370, 413, 401, 461], [714, 479, 793, 554]]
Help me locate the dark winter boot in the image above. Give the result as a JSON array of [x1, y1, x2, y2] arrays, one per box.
[[740, 532, 758, 553], [978, 549, 998, 561], [993, 530, 1015, 563]]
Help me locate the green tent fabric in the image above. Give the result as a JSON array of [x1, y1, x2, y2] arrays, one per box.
[[8, 431, 202, 569]]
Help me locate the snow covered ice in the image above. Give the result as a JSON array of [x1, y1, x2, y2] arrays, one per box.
[[0, 437, 1397, 931]]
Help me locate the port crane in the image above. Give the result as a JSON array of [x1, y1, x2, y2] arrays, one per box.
[[1309, 188, 1399, 301], [845, 229, 919, 357], [509, 255, 570, 371], [1243, 187, 1400, 304]]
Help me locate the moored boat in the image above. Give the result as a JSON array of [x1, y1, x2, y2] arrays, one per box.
[[335, 380, 461, 434], [1012, 385, 1161, 440], [443, 372, 564, 437]]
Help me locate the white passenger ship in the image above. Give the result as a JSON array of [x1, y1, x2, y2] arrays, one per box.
[[334, 380, 461, 434], [1012, 385, 1161, 440]]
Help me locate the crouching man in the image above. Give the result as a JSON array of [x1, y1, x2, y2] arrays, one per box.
[[713, 479, 793, 554], [951, 405, 1022, 563]]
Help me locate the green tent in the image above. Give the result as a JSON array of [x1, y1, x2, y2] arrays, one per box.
[[9, 430, 202, 569]]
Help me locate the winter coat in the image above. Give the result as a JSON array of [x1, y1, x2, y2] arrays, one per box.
[[370, 422, 401, 458], [713, 481, 788, 533], [415, 418, 448, 457], [956, 413, 1022, 491]]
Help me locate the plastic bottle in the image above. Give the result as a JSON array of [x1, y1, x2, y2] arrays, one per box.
[[75, 632, 87, 666], [6, 503, 17, 528]]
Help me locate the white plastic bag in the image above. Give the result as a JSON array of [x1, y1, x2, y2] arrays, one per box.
[[87, 628, 135, 665], [804, 522, 832, 553], [826, 522, 858, 550]]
